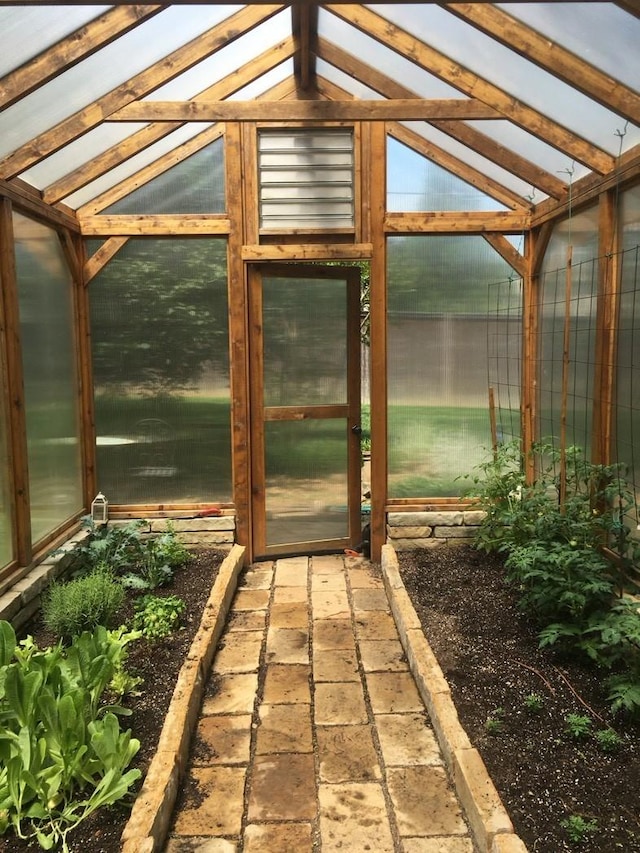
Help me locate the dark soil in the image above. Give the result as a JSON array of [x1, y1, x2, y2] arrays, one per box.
[[399, 545, 640, 853], [0, 548, 225, 853]]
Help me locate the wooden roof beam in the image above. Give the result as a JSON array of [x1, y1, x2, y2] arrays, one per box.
[[316, 37, 567, 200], [109, 99, 502, 122], [0, 4, 285, 180], [43, 35, 296, 205], [0, 5, 166, 111], [385, 211, 530, 234], [292, 2, 318, 92], [326, 4, 615, 175], [441, 3, 640, 125]]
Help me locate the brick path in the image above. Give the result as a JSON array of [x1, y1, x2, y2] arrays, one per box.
[[163, 554, 477, 852]]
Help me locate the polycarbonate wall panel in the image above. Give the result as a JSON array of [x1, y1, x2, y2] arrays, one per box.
[[89, 238, 232, 504], [105, 139, 225, 214], [13, 213, 83, 543], [487, 277, 523, 444], [387, 136, 507, 212], [387, 235, 516, 497], [616, 186, 640, 508], [537, 208, 599, 455]]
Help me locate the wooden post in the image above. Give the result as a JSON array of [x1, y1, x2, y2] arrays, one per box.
[[226, 122, 252, 563], [369, 121, 387, 563], [0, 198, 31, 567], [559, 245, 573, 511]]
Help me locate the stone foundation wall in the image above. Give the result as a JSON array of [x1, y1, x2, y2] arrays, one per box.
[[112, 515, 237, 550], [387, 510, 486, 550]]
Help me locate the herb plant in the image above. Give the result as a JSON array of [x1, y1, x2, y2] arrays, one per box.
[[42, 567, 125, 640], [564, 713, 592, 740], [560, 815, 599, 844], [133, 594, 186, 642]]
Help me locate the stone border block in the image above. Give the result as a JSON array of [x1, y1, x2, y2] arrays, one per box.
[[120, 543, 245, 852], [381, 543, 529, 853]]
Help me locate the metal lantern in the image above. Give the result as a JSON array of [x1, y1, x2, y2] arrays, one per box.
[[91, 492, 108, 525]]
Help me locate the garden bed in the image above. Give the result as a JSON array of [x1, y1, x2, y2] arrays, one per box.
[[399, 545, 640, 853], [0, 547, 226, 853]]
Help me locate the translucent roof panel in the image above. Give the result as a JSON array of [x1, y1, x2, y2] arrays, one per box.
[[0, 6, 109, 77], [0, 5, 242, 158], [318, 8, 465, 100], [370, 5, 638, 156], [149, 9, 292, 101], [500, 3, 640, 92]]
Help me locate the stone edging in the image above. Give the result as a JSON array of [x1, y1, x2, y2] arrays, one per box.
[[381, 543, 529, 853], [121, 543, 245, 853]]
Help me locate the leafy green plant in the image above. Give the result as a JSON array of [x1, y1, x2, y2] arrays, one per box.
[[484, 707, 505, 735], [564, 713, 592, 740], [42, 568, 125, 640], [70, 517, 146, 577], [0, 621, 141, 851], [133, 595, 185, 642], [561, 814, 599, 844], [594, 727, 622, 753], [523, 693, 545, 714], [122, 524, 189, 590]]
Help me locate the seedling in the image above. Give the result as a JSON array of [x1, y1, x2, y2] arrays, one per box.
[[564, 713, 592, 740], [523, 692, 545, 714], [485, 707, 505, 735], [561, 814, 598, 844], [595, 727, 622, 753]]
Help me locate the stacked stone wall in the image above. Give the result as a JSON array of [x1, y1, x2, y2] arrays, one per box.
[[387, 510, 486, 550]]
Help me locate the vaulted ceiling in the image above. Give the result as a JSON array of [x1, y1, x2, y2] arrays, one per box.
[[1, 2, 639, 220]]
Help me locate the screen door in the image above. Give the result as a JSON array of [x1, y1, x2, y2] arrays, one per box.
[[249, 264, 361, 558]]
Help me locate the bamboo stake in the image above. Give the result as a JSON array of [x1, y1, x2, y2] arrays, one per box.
[[488, 386, 498, 459], [559, 245, 573, 512]]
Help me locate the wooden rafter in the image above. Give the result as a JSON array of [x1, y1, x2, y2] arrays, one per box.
[[108, 99, 502, 122], [441, 3, 640, 125], [0, 5, 165, 111], [292, 2, 318, 92], [43, 35, 296, 206], [316, 37, 567, 199], [326, 4, 615, 175], [0, 4, 285, 180]]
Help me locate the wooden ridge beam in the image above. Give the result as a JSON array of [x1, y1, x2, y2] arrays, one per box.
[[78, 214, 231, 236], [292, 2, 318, 92], [43, 35, 296, 206], [0, 4, 285, 180], [316, 37, 567, 200], [0, 5, 165, 111], [110, 98, 502, 122], [441, 3, 640, 125], [326, 4, 615, 175], [385, 211, 530, 234]]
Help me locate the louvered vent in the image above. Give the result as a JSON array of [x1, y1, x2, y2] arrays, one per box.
[[258, 129, 354, 230]]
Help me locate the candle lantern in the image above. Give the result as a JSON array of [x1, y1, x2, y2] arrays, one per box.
[[91, 492, 108, 525]]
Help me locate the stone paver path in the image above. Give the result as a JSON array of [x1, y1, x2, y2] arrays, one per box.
[[164, 554, 476, 852]]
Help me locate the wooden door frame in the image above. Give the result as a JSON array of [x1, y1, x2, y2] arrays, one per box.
[[247, 261, 362, 559]]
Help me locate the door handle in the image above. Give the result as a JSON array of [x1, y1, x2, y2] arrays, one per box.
[[351, 425, 362, 435]]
